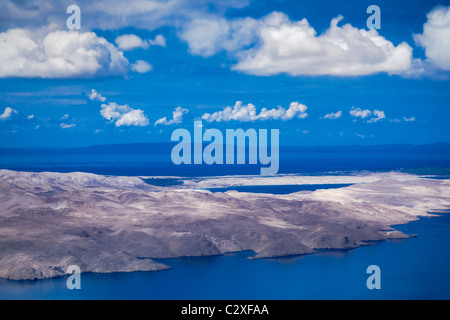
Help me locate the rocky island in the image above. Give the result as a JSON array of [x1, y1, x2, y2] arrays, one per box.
[[0, 169, 449, 280]]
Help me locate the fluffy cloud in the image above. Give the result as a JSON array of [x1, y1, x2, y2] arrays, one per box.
[[116, 34, 150, 50], [3, 2, 445, 78], [116, 34, 166, 51], [89, 89, 107, 102], [115, 34, 165, 51], [0, 26, 160, 78], [414, 6, 450, 71], [367, 110, 386, 123], [155, 106, 189, 126], [148, 34, 166, 47], [0, 107, 18, 120], [232, 13, 413, 76], [324, 111, 342, 120], [100, 102, 149, 127], [179, 17, 258, 57], [0, 28, 129, 78], [350, 107, 385, 123], [350, 107, 372, 119], [181, 12, 413, 76], [201, 101, 308, 122], [131, 60, 153, 73], [89, 89, 150, 127]]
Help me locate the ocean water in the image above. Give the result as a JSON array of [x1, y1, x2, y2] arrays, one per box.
[[1, 143, 449, 176], [0, 144, 449, 300], [1, 213, 449, 300]]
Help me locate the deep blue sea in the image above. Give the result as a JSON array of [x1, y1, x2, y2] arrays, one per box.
[[0, 213, 449, 300], [0, 143, 449, 300], [1, 143, 449, 176]]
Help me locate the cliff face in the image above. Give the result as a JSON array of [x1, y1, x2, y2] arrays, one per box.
[[0, 170, 449, 280]]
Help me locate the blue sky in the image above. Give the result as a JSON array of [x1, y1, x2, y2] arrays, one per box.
[[0, 0, 449, 147]]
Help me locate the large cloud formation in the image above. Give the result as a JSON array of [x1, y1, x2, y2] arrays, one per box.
[[414, 5, 450, 71], [193, 12, 411, 77], [235, 13, 413, 76], [181, 12, 414, 76], [1, 1, 449, 79], [0, 28, 129, 78]]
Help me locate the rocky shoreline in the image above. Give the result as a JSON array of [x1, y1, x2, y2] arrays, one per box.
[[0, 170, 449, 280]]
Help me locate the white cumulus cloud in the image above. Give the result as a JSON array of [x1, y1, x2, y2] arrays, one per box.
[[350, 107, 372, 119], [100, 102, 149, 127], [367, 110, 386, 123], [0, 28, 129, 78], [0, 107, 18, 120], [181, 12, 413, 76], [232, 13, 413, 76], [201, 101, 308, 122], [414, 6, 450, 71], [132, 60, 153, 73], [324, 111, 342, 120], [350, 107, 386, 123], [115, 34, 150, 50], [115, 34, 166, 51], [148, 34, 167, 47], [155, 106, 189, 126], [89, 89, 107, 102]]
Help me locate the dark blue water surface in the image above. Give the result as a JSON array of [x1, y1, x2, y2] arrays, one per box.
[[1, 143, 449, 176], [1, 213, 449, 300]]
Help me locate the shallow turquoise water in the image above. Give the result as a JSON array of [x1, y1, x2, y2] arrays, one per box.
[[1, 213, 449, 300]]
